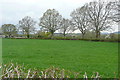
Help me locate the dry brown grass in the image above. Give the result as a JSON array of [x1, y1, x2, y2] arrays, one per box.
[[1, 63, 103, 79]]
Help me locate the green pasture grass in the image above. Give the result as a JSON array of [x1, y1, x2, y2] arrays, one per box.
[[0, 38, 2, 78], [2, 39, 118, 78]]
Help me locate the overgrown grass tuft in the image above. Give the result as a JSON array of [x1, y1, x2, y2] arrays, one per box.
[[1, 63, 104, 78]]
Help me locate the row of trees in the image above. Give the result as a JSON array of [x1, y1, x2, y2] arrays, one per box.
[[1, 0, 119, 39]]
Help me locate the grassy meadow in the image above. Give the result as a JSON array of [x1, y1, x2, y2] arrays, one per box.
[[2, 39, 118, 77]]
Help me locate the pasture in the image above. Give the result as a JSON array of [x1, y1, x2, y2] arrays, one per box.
[[2, 39, 118, 77]]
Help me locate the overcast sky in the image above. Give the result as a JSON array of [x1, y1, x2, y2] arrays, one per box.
[[0, 0, 118, 33]]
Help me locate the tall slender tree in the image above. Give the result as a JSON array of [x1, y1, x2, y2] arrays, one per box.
[[1, 24, 17, 38], [86, 0, 114, 38], [19, 16, 36, 38], [39, 9, 62, 37], [70, 5, 89, 39], [59, 18, 72, 37], [111, 0, 120, 23]]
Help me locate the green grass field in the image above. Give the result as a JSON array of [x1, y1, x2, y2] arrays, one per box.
[[2, 39, 118, 77]]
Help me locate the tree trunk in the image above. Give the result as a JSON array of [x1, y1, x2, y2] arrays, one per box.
[[8, 34, 11, 38], [27, 30, 30, 38], [81, 32, 85, 39], [50, 31, 54, 38], [96, 31, 100, 39], [27, 34, 29, 38], [82, 35, 85, 39], [27, 31, 29, 38], [63, 31, 66, 37], [98, 31, 100, 38]]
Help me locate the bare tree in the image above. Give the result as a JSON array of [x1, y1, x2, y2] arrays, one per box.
[[19, 16, 36, 38], [1, 24, 17, 38], [70, 5, 90, 39], [59, 18, 72, 37], [39, 9, 62, 37], [86, 0, 114, 38], [111, 0, 120, 23]]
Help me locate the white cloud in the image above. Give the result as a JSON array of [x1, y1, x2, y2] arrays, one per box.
[[1, 0, 93, 24]]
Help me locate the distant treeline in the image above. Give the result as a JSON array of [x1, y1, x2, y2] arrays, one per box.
[[0, 0, 119, 41]]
